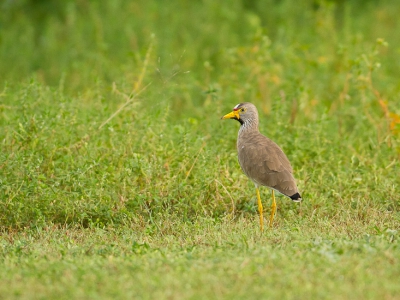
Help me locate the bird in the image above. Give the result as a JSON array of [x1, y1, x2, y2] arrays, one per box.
[[221, 102, 302, 231]]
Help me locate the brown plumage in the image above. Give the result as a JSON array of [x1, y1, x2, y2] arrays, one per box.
[[222, 102, 302, 231]]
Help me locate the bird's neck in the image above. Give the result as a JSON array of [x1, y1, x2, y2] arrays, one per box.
[[238, 119, 259, 137]]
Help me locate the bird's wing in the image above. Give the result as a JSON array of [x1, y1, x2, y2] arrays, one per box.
[[240, 132, 293, 172], [238, 132, 297, 195]]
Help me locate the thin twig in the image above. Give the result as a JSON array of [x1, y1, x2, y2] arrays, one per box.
[[214, 179, 236, 215], [185, 142, 206, 180], [98, 82, 151, 130], [99, 37, 154, 130], [133, 37, 154, 95]]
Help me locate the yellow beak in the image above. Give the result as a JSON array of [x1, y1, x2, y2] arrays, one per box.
[[221, 110, 240, 120]]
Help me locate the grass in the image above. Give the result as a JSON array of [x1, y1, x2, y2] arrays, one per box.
[[0, 218, 398, 299], [0, 0, 399, 299]]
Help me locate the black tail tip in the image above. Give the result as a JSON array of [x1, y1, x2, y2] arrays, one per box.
[[290, 193, 302, 202]]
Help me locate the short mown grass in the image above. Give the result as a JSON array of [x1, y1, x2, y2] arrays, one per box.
[[1, 0, 399, 299]]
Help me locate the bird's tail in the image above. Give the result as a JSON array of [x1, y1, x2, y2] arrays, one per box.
[[290, 192, 302, 202]]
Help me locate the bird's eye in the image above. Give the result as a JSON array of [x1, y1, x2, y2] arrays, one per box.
[[241, 108, 245, 112]]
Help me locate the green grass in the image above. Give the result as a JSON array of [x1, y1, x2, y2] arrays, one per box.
[[0, 0, 399, 299], [1, 218, 398, 299]]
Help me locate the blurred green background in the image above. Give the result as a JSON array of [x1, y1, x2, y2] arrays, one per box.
[[2, 0, 400, 96]]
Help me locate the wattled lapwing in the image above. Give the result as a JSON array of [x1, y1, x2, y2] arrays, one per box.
[[222, 102, 302, 231]]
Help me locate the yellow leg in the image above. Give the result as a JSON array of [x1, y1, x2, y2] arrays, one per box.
[[256, 187, 263, 232], [270, 190, 277, 227]]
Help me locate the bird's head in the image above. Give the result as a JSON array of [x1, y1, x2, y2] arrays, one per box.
[[221, 102, 258, 125]]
